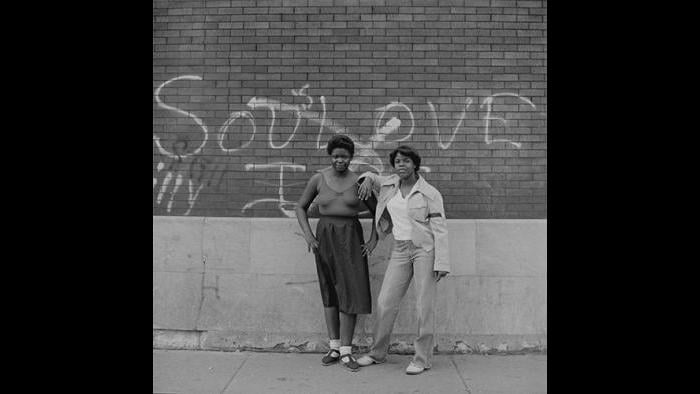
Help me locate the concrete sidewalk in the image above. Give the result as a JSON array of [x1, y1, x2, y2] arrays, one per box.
[[153, 349, 547, 393]]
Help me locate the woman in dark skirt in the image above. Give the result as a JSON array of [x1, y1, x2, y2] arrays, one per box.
[[295, 134, 376, 372]]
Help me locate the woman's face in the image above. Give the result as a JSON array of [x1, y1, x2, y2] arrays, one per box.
[[330, 147, 352, 173], [393, 152, 416, 180]]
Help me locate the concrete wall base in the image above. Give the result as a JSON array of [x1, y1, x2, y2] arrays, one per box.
[[154, 217, 546, 354], [153, 329, 546, 355]]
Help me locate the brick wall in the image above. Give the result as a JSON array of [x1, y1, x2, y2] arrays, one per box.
[[153, 0, 547, 219]]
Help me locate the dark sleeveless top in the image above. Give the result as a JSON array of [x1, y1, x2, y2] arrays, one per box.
[[316, 170, 363, 217]]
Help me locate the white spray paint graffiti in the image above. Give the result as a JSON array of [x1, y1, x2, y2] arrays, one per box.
[[245, 98, 304, 149], [153, 75, 209, 159], [218, 111, 255, 153], [245, 86, 405, 174], [153, 75, 215, 215], [480, 93, 538, 149], [241, 162, 307, 217], [153, 159, 206, 216], [153, 162, 164, 188], [373, 102, 414, 144], [427, 98, 474, 150], [154, 76, 544, 216]]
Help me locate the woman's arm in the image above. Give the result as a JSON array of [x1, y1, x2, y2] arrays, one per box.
[[295, 173, 321, 253], [361, 194, 379, 256], [427, 192, 450, 274], [357, 172, 388, 200]]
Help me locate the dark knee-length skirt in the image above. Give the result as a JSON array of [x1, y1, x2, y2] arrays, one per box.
[[314, 215, 372, 314]]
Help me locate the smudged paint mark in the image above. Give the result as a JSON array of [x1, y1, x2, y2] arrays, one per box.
[[316, 95, 328, 149], [156, 172, 173, 205], [184, 181, 204, 216], [153, 162, 164, 189], [166, 174, 183, 212]]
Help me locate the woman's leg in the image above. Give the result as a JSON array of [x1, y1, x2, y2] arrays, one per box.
[[368, 241, 414, 361], [324, 306, 340, 340], [338, 311, 359, 370], [339, 311, 356, 346], [321, 306, 342, 365], [411, 247, 437, 369]]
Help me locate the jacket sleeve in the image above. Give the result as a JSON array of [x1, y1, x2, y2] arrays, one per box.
[[357, 171, 388, 195], [428, 191, 450, 273]]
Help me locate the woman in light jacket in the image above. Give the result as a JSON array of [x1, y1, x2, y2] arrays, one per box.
[[355, 145, 450, 375]]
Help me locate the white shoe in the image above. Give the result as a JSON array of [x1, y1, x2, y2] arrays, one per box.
[[356, 355, 386, 367], [405, 361, 429, 375]]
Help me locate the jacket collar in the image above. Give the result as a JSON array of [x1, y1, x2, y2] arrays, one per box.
[[380, 173, 437, 200]]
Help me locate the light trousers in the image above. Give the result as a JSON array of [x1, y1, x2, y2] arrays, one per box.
[[369, 239, 437, 368]]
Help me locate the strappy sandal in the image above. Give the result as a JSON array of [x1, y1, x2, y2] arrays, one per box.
[[339, 354, 360, 372], [321, 349, 340, 366]]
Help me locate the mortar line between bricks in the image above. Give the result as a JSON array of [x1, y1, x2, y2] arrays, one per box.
[[220, 353, 250, 394], [450, 355, 472, 394]]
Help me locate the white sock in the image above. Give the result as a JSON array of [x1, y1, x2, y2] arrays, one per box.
[[329, 339, 341, 351], [339, 346, 352, 356]]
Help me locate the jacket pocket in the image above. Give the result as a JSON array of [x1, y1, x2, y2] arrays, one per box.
[[408, 203, 429, 223]]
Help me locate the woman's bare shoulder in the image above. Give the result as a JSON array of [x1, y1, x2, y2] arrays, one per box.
[[346, 169, 360, 182], [309, 171, 323, 183]]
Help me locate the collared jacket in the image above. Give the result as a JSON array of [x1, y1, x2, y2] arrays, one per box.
[[358, 172, 450, 273]]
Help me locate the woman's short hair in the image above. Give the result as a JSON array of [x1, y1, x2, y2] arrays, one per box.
[[326, 134, 355, 156], [389, 145, 421, 172]]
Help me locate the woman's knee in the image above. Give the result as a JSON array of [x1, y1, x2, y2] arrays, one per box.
[[377, 293, 399, 313]]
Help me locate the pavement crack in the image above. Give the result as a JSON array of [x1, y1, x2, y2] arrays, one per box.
[[194, 259, 206, 330], [220, 353, 250, 394], [450, 355, 471, 393]]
